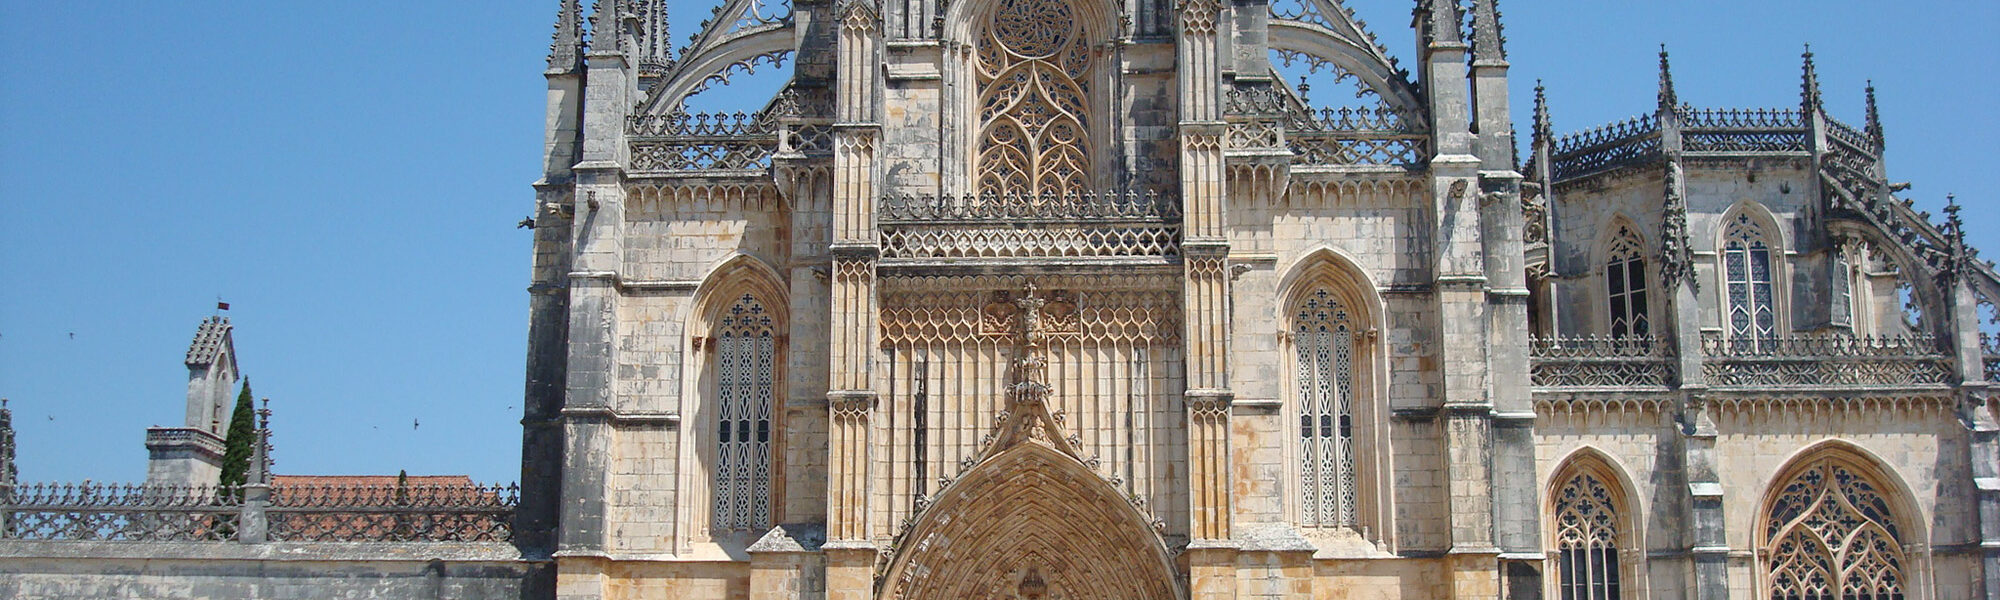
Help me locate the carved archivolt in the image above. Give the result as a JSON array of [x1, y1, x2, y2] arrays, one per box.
[[974, 0, 1095, 196], [880, 443, 1181, 600]]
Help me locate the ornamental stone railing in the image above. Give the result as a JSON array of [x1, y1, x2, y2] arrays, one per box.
[[627, 111, 782, 173], [1551, 115, 1661, 181], [1679, 108, 1810, 154], [268, 482, 518, 543], [1982, 334, 2000, 384], [1529, 336, 1677, 389], [1286, 106, 1429, 168], [1, 483, 242, 542], [0, 481, 517, 544], [878, 191, 1182, 260], [1700, 333, 1951, 389]]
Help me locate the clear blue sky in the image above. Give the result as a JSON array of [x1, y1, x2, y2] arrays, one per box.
[[2, 1, 1995, 485]]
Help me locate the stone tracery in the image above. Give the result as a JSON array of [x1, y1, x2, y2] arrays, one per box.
[[974, 0, 1095, 196], [1761, 454, 1909, 600]]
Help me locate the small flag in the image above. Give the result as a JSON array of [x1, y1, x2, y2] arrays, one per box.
[[217, 301, 231, 311]]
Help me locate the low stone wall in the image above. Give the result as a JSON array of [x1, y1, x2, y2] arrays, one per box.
[[0, 541, 548, 600]]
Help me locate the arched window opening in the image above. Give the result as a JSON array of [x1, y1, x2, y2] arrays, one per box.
[[1724, 214, 1778, 350], [973, 0, 1094, 196], [1294, 287, 1357, 528], [1553, 471, 1624, 600], [1763, 456, 1908, 600], [713, 293, 776, 533], [1605, 225, 1650, 338]]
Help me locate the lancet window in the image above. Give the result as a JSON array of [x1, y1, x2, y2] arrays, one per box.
[[973, 0, 1094, 196], [1605, 225, 1650, 338], [1762, 456, 1908, 600], [1294, 287, 1358, 528], [713, 293, 776, 532], [1553, 472, 1624, 600], [1724, 214, 1778, 349]]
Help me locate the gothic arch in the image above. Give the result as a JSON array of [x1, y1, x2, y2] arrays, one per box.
[[1755, 440, 1930, 600], [677, 254, 790, 544], [878, 442, 1182, 600], [1275, 247, 1392, 543], [1544, 447, 1648, 600], [1595, 216, 1653, 338], [1714, 201, 1790, 342]]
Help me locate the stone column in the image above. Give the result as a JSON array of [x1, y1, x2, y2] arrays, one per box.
[[1943, 246, 2000, 599], [825, 3, 882, 599], [1178, 0, 1238, 596]]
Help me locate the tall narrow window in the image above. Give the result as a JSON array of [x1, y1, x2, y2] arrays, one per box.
[[1724, 214, 1778, 349], [1763, 456, 1908, 600], [974, 0, 1093, 196], [1295, 288, 1357, 528], [1553, 472, 1623, 600], [1605, 226, 1650, 338], [714, 294, 775, 532]]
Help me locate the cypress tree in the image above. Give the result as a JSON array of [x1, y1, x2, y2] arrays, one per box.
[[218, 378, 256, 490]]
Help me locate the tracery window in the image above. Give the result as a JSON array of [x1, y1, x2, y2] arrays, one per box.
[[1294, 288, 1357, 528], [1724, 214, 1778, 349], [1763, 456, 1908, 600], [1605, 225, 1650, 338], [1553, 472, 1623, 600], [974, 0, 1093, 196], [713, 293, 775, 532]]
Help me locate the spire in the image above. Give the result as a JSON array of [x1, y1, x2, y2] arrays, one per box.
[[0, 398, 15, 489], [1470, 0, 1508, 62], [1865, 80, 1885, 148], [1418, 0, 1464, 46], [1532, 80, 1553, 147], [1657, 44, 1679, 114], [547, 0, 584, 71], [249, 398, 272, 485], [1800, 45, 1822, 112], [636, 0, 670, 75]]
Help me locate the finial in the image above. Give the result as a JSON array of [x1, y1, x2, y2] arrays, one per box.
[[1297, 75, 1311, 107], [1865, 80, 1884, 148], [1801, 44, 1822, 112], [1656, 44, 1680, 114], [1471, 0, 1509, 62]]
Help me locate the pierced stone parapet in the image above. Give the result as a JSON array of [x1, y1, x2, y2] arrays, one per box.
[[628, 111, 781, 173], [1700, 333, 1952, 389], [1550, 115, 1661, 181], [1529, 336, 1676, 389], [878, 191, 1183, 260], [267, 482, 519, 543], [2, 482, 243, 542], [879, 191, 1179, 224]]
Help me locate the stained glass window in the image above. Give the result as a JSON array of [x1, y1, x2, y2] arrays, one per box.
[[974, 0, 1093, 196], [1294, 288, 1357, 528], [1554, 472, 1623, 600], [1724, 214, 1778, 350], [1763, 457, 1907, 600], [714, 293, 775, 532], [1605, 226, 1650, 338]]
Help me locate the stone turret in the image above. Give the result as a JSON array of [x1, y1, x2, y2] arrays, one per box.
[[144, 316, 238, 487]]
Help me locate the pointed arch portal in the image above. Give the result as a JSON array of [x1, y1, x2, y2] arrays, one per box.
[[880, 442, 1181, 600]]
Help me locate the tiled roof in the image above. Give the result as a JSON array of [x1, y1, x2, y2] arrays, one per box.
[[271, 474, 475, 487], [184, 317, 233, 367]]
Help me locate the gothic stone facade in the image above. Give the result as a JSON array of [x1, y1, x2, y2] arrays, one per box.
[[4, 0, 1999, 599], [517, 0, 2000, 598]]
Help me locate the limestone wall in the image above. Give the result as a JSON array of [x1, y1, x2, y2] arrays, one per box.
[[0, 542, 544, 600]]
